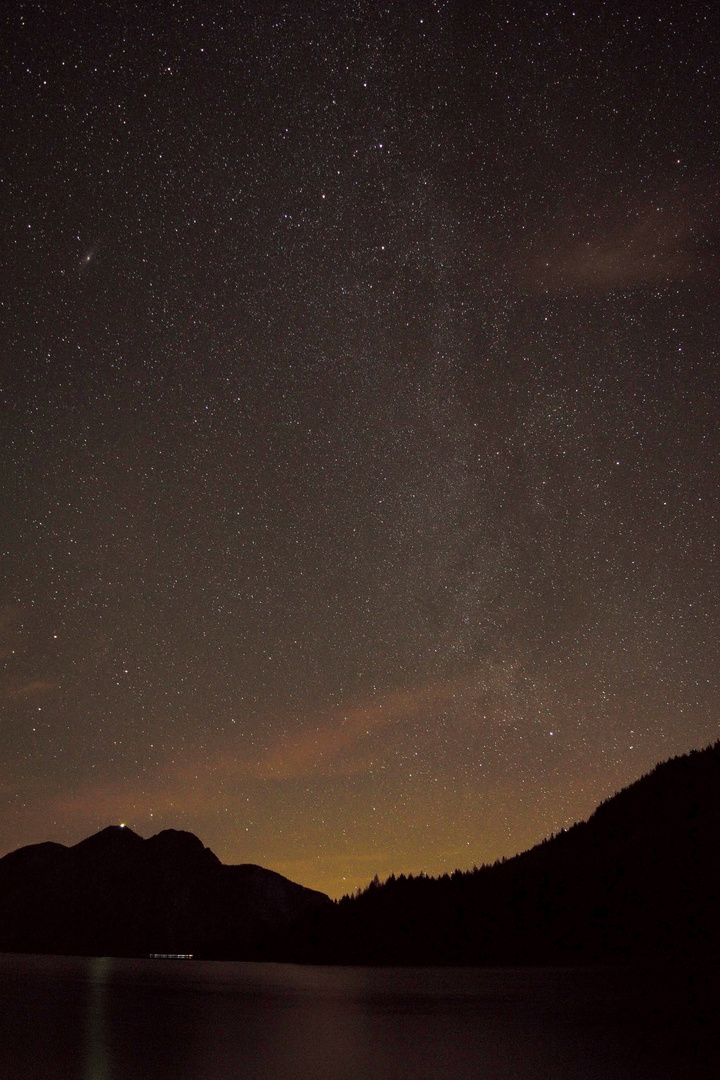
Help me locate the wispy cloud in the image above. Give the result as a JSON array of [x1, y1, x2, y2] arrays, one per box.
[[5, 680, 58, 700], [522, 184, 718, 294], [29, 674, 489, 822], [251, 681, 460, 780]]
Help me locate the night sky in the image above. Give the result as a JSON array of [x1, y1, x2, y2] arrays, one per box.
[[3, 0, 719, 897]]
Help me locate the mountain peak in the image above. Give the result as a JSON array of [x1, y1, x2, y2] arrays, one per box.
[[72, 824, 144, 851], [0, 823, 330, 959], [146, 828, 222, 867]]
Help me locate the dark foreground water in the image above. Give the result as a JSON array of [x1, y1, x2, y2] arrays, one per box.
[[0, 955, 717, 1079]]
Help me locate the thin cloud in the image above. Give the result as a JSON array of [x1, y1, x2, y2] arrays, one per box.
[[250, 677, 485, 780], [37, 675, 488, 829], [5, 680, 58, 700], [522, 185, 718, 294], [14, 666, 517, 851]]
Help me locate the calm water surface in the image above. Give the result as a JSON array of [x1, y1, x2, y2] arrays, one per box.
[[0, 954, 717, 1079]]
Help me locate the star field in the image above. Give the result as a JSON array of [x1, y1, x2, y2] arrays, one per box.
[[2, 0, 719, 896]]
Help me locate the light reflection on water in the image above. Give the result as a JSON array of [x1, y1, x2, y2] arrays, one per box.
[[0, 955, 716, 1079], [85, 956, 112, 1080]]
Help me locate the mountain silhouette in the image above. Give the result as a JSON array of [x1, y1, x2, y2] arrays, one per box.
[[2, 742, 719, 962], [0, 826, 330, 958], [290, 741, 720, 964]]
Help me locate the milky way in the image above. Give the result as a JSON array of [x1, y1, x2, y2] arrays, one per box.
[[3, 1, 719, 895]]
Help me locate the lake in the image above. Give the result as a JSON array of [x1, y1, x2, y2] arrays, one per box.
[[0, 955, 717, 1079]]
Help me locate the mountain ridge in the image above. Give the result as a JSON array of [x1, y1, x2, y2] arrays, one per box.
[[0, 825, 330, 959], [1, 741, 719, 962], [289, 741, 720, 964]]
